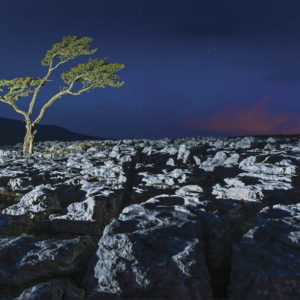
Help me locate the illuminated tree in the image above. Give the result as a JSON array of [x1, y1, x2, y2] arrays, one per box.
[[0, 36, 124, 154]]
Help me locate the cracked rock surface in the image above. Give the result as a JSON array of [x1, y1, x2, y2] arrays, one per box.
[[0, 136, 299, 299]]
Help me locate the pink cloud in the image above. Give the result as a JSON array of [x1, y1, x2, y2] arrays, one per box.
[[182, 94, 300, 135], [278, 119, 300, 135]]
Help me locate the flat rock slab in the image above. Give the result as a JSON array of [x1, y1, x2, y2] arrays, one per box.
[[14, 279, 85, 300], [2, 184, 84, 218], [2, 183, 124, 236], [0, 234, 94, 286], [84, 195, 213, 299], [229, 204, 300, 299], [46, 188, 124, 236], [0, 136, 300, 298]]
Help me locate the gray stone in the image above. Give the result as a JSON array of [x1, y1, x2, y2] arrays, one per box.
[[16, 279, 85, 300], [0, 234, 94, 286], [229, 204, 300, 299], [2, 185, 61, 217], [84, 195, 213, 299], [0, 135, 299, 298]]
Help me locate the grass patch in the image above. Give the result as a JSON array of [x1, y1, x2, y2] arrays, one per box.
[[41, 141, 106, 157], [0, 190, 22, 210]]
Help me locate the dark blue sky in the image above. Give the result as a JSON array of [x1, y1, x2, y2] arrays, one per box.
[[1, 0, 300, 138]]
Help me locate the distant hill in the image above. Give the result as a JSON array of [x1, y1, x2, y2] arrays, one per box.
[[0, 117, 104, 146]]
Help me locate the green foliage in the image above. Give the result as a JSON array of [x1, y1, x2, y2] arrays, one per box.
[[0, 77, 41, 102], [41, 36, 97, 67], [0, 35, 124, 154], [61, 58, 124, 89]]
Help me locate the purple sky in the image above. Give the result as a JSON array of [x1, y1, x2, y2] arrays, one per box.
[[1, 0, 300, 139]]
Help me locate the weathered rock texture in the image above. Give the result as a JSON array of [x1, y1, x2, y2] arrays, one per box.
[[0, 136, 299, 299]]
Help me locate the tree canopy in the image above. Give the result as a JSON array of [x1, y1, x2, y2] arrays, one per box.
[[0, 35, 124, 154]]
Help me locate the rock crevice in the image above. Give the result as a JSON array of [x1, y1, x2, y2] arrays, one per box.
[[0, 136, 299, 299]]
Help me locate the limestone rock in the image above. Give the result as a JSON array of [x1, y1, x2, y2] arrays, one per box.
[[16, 279, 85, 300], [229, 204, 300, 299], [84, 195, 213, 299], [0, 135, 299, 299], [0, 235, 94, 286]]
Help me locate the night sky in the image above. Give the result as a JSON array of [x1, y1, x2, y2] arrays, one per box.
[[1, 0, 300, 139]]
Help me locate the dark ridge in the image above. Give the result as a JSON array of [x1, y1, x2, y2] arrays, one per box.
[[0, 117, 105, 146]]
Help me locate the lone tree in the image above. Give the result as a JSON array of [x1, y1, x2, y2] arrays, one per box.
[[0, 36, 124, 155]]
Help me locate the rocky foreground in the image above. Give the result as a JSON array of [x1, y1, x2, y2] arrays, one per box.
[[0, 136, 299, 299]]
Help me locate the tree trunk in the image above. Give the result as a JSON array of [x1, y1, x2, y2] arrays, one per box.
[[23, 122, 36, 155]]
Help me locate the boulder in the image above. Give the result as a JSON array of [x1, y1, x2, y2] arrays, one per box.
[[229, 204, 300, 299], [0, 235, 94, 286], [16, 279, 85, 300], [84, 195, 213, 299]]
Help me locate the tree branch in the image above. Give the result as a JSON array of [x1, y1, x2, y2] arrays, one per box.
[[53, 58, 71, 70], [32, 76, 80, 126], [11, 102, 28, 119], [32, 90, 66, 126], [28, 63, 54, 116], [66, 85, 93, 95], [28, 53, 73, 116], [32, 75, 93, 126], [0, 97, 28, 119]]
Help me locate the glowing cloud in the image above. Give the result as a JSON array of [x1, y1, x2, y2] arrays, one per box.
[[183, 94, 300, 135]]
